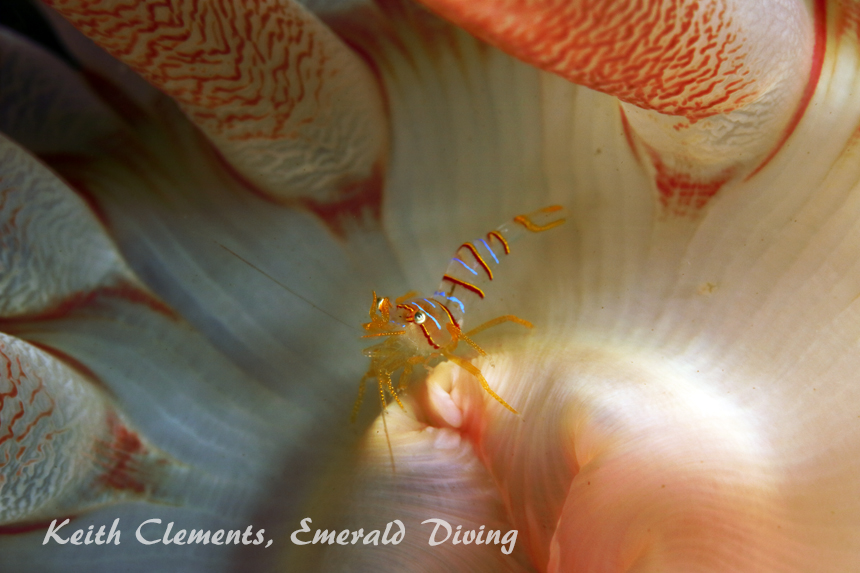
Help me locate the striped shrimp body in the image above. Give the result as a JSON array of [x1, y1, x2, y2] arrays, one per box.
[[354, 206, 567, 436]]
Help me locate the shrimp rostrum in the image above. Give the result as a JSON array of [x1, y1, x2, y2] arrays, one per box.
[[353, 205, 567, 425]]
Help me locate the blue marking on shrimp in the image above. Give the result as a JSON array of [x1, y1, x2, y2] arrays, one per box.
[[422, 298, 437, 308], [413, 302, 441, 329], [479, 238, 500, 264], [452, 258, 479, 275], [448, 295, 467, 314], [433, 291, 466, 315]]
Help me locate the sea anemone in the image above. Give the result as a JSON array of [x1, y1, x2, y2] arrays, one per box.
[[1, 0, 859, 571]]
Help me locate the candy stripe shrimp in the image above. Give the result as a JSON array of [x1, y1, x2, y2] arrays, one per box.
[[356, 205, 567, 464]]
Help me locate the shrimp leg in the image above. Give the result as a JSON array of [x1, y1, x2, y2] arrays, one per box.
[[442, 350, 518, 415], [466, 315, 534, 338], [351, 374, 370, 423], [378, 378, 395, 472]]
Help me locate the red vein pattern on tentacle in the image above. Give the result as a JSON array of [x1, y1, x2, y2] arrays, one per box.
[[417, 0, 771, 120], [93, 413, 148, 494], [647, 147, 734, 216], [44, 0, 333, 141], [0, 344, 58, 482], [45, 0, 387, 230], [0, 338, 164, 523]]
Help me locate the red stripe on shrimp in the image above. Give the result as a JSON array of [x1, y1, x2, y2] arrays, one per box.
[[442, 275, 486, 298], [460, 242, 494, 280]]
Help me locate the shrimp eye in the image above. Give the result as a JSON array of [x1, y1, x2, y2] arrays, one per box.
[[378, 297, 392, 313], [413, 311, 427, 324]]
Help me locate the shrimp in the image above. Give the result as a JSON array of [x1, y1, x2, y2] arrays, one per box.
[[355, 205, 567, 466]]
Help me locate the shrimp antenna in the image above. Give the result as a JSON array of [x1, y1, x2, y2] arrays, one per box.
[[215, 241, 355, 332]]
